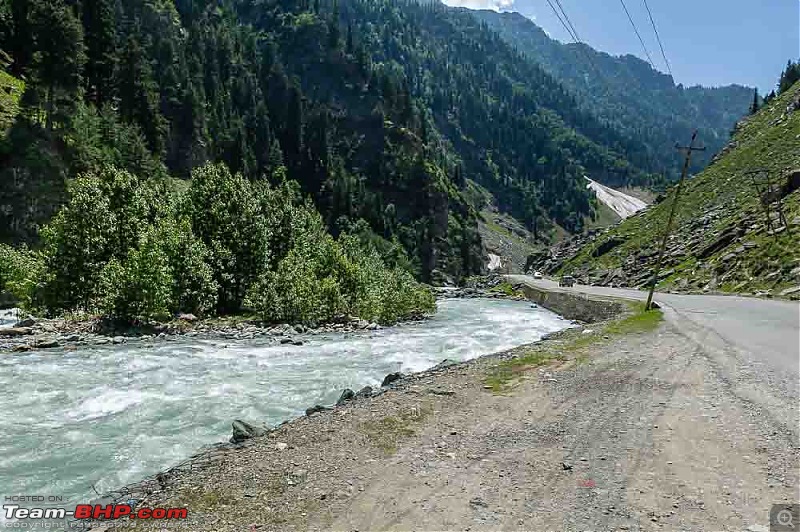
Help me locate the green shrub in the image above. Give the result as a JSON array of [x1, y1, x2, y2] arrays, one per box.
[[184, 163, 270, 313], [0, 243, 44, 310], [93, 219, 219, 322], [157, 218, 218, 316], [21, 160, 436, 326], [96, 226, 174, 322], [244, 204, 348, 325], [245, 209, 436, 326], [38, 166, 167, 313]]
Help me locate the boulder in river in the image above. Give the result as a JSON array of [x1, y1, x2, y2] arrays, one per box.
[[230, 420, 268, 443], [381, 372, 405, 387], [32, 339, 60, 349], [336, 389, 355, 405], [14, 317, 36, 328], [177, 313, 198, 322]]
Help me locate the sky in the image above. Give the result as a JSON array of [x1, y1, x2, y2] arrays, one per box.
[[442, 0, 800, 93]]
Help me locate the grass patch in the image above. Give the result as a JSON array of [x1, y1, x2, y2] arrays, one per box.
[[361, 404, 432, 455], [484, 350, 564, 393], [605, 302, 663, 334], [485, 302, 663, 393]]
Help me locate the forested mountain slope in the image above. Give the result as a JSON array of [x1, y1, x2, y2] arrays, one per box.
[[0, 0, 664, 267], [472, 10, 754, 182]]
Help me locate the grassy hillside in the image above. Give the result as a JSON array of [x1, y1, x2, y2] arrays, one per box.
[[557, 81, 800, 298]]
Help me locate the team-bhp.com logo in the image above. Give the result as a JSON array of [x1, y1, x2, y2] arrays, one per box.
[[3, 503, 188, 521]]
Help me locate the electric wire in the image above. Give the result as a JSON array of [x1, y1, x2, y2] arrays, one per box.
[[641, 0, 673, 77], [618, 0, 657, 68]]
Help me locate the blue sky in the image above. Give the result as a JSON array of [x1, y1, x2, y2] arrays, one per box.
[[442, 0, 799, 92]]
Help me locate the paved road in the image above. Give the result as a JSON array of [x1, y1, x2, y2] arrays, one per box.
[[510, 275, 800, 431]]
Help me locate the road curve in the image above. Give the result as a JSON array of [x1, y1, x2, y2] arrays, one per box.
[[509, 275, 800, 434]]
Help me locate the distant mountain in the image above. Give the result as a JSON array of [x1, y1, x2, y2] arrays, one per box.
[[536, 80, 800, 297], [470, 9, 754, 183]]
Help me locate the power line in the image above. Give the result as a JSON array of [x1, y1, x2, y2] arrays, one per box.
[[553, 0, 583, 43], [641, 0, 673, 77], [543, 0, 603, 80], [544, 0, 579, 43], [618, 0, 657, 69]]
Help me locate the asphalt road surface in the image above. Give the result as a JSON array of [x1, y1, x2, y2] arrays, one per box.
[[509, 275, 800, 430]]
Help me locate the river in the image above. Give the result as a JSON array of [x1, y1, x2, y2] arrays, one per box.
[[0, 298, 570, 516]]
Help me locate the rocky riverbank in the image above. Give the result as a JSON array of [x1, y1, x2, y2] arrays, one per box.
[[1, 278, 532, 354], [0, 312, 390, 354], [77, 283, 799, 532], [81, 321, 595, 532]]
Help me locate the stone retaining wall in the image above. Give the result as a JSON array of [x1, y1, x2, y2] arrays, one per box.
[[513, 282, 626, 323]]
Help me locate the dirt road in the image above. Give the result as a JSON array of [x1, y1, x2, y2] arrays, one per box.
[[121, 295, 799, 531]]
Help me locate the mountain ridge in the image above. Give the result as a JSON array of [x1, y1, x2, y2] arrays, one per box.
[[532, 80, 800, 297], [469, 8, 754, 183]]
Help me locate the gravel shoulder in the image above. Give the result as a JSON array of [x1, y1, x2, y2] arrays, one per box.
[[95, 303, 799, 531]]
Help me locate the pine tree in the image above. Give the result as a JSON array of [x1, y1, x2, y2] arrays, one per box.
[[778, 60, 800, 94], [118, 33, 166, 155], [285, 82, 304, 169], [750, 88, 759, 115], [82, 0, 117, 106], [30, 0, 86, 130], [7, 0, 32, 76]]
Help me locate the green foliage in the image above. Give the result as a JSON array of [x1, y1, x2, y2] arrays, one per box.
[[156, 219, 219, 317], [778, 59, 800, 95], [244, 198, 435, 326], [0, 68, 24, 132], [20, 159, 431, 324], [0, 243, 43, 309], [97, 229, 174, 322], [27, 0, 86, 130], [184, 163, 270, 313], [38, 166, 166, 312]]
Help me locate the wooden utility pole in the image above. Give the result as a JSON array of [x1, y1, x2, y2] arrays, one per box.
[[645, 131, 706, 311]]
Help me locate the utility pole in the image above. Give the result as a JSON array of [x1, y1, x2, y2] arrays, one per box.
[[645, 131, 706, 311]]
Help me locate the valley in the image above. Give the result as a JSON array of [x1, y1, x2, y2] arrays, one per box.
[[0, 0, 798, 530]]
